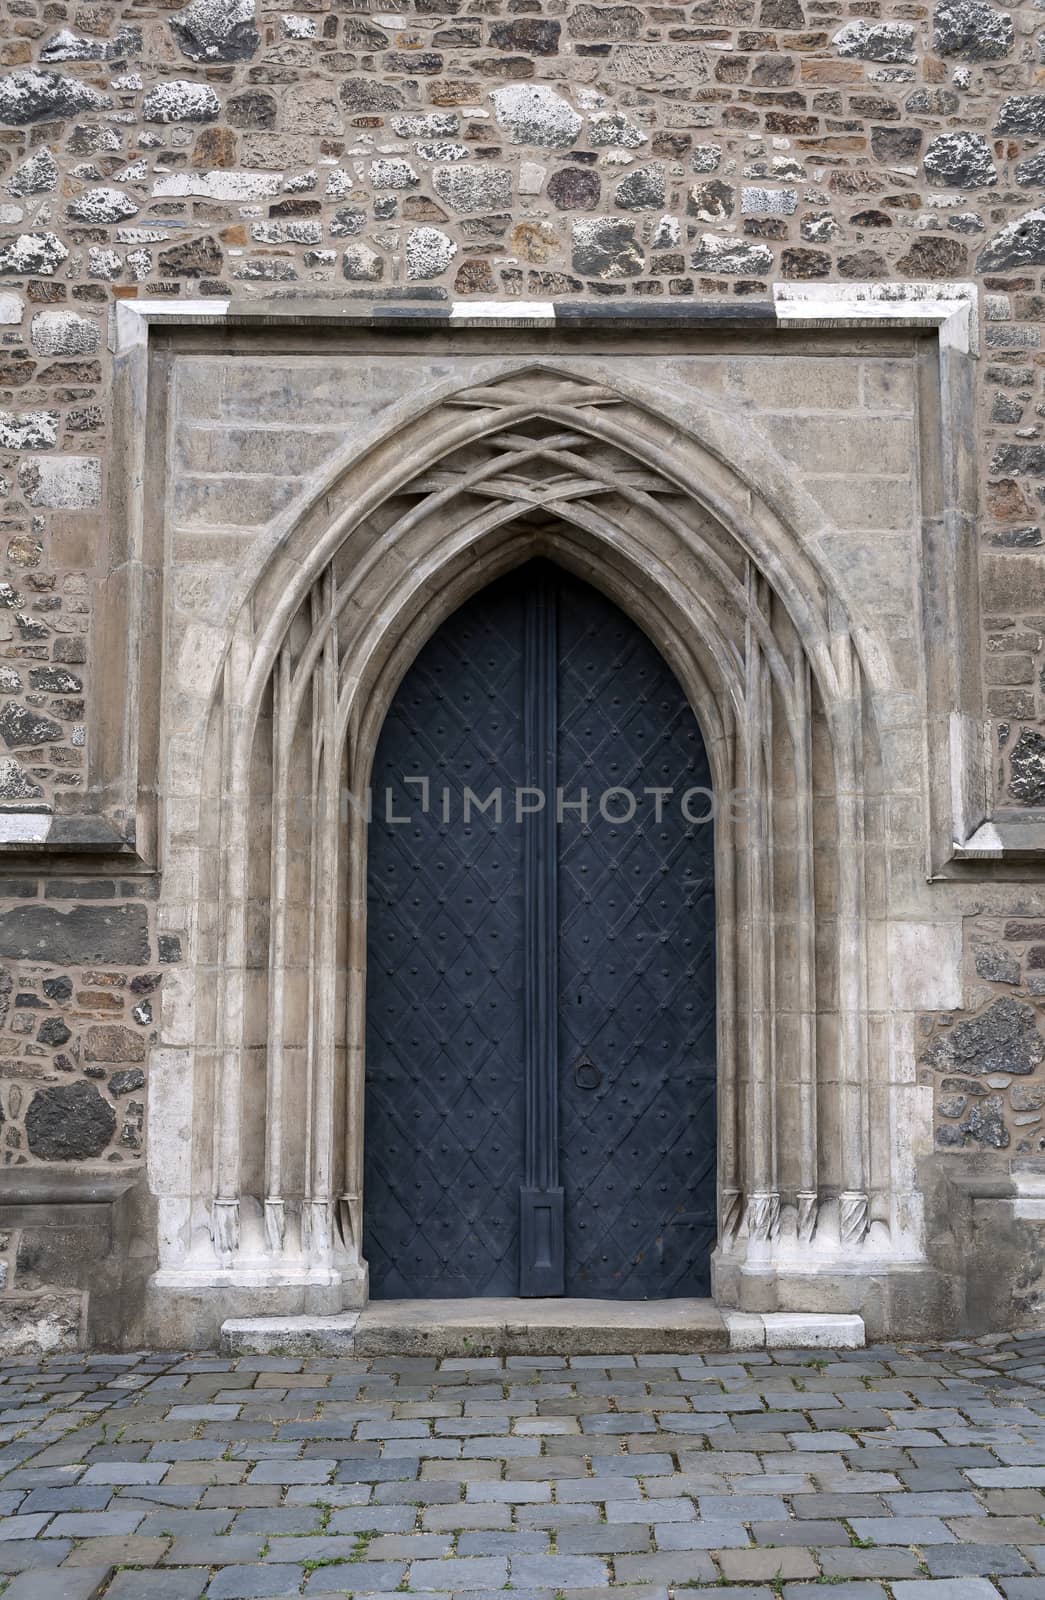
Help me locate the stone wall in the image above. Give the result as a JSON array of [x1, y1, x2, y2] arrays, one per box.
[[0, 0, 1043, 808], [0, 0, 1044, 1342]]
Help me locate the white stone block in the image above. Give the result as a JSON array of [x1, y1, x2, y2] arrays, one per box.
[[221, 1314, 359, 1356], [761, 1313, 865, 1350], [724, 1311, 765, 1349], [888, 921, 963, 1011]]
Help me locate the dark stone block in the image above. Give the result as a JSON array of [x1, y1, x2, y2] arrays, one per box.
[[170, 0, 260, 63], [870, 125, 923, 163], [905, 88, 960, 115], [489, 18, 561, 52], [227, 90, 276, 129], [548, 168, 600, 211], [340, 79, 404, 113], [0, 703, 63, 749], [760, 0, 804, 24], [1009, 728, 1045, 804], [924, 131, 996, 189], [37, 1017, 72, 1047], [0, 903, 151, 966], [782, 247, 830, 278], [896, 235, 968, 276], [615, 166, 665, 211], [933, 0, 1013, 58], [109, 1068, 146, 1097], [979, 209, 1045, 272], [996, 95, 1045, 135], [25, 1081, 117, 1160], [159, 237, 223, 278], [0, 69, 108, 127], [923, 996, 1045, 1077], [28, 666, 82, 694]]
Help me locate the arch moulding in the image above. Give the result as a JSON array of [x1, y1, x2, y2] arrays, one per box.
[[97, 297, 984, 1345]]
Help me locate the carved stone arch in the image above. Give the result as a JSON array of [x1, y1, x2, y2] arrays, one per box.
[[152, 363, 914, 1327]]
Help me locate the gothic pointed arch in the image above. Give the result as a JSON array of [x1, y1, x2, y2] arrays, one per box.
[[168, 363, 900, 1311]]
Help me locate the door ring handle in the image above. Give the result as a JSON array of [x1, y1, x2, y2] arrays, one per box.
[[574, 1057, 601, 1090]]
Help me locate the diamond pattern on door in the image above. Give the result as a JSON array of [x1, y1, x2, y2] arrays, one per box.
[[364, 579, 528, 1298], [556, 575, 716, 1297], [364, 562, 716, 1299]]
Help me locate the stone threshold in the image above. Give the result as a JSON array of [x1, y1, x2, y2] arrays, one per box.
[[220, 1300, 865, 1357]]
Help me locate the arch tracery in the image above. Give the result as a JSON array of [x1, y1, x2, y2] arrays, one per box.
[[175, 364, 904, 1309]]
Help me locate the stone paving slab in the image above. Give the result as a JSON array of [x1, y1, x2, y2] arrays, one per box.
[[0, 1336, 1040, 1595]]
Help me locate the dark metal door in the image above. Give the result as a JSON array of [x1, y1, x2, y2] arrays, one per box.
[[556, 578, 717, 1296], [364, 562, 716, 1299]]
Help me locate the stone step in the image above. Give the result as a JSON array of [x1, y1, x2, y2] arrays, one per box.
[[221, 1302, 866, 1358], [222, 1298, 730, 1358]]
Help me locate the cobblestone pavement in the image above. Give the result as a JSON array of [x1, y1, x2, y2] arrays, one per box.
[[0, 1336, 1044, 1599]]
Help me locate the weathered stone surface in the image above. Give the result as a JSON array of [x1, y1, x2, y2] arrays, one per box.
[[571, 218, 644, 278], [433, 165, 512, 212], [25, 1082, 116, 1161], [18, 456, 101, 509], [978, 209, 1045, 271], [158, 237, 223, 278], [143, 81, 221, 123], [615, 166, 665, 211], [1009, 728, 1045, 804], [975, 945, 1021, 985], [688, 179, 734, 221], [996, 96, 1045, 135], [0, 704, 62, 749], [924, 996, 1045, 1077], [37, 1017, 71, 1048], [170, 0, 260, 62], [109, 1068, 146, 1097], [0, 904, 150, 965], [342, 244, 384, 281], [870, 127, 923, 164], [406, 226, 457, 279], [84, 1025, 147, 1064], [933, 0, 1013, 57], [0, 759, 43, 802], [6, 147, 59, 196], [1016, 152, 1045, 187], [30, 312, 98, 357], [588, 111, 646, 149], [0, 70, 110, 126], [489, 18, 560, 53], [833, 21, 915, 61], [491, 85, 582, 146], [924, 132, 997, 189], [896, 235, 968, 276], [0, 411, 58, 451], [691, 234, 773, 274], [0, 1293, 81, 1355], [0, 232, 68, 276], [614, 43, 712, 88], [568, 3, 643, 38], [67, 187, 140, 223], [960, 1094, 1010, 1149], [41, 25, 141, 62], [548, 168, 600, 211]]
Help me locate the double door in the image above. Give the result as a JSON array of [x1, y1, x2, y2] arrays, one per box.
[[364, 561, 716, 1298]]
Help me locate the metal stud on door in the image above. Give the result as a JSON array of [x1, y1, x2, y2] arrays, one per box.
[[364, 562, 716, 1299]]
